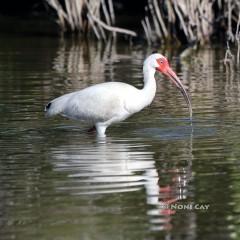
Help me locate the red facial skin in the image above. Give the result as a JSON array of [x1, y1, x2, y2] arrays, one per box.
[[156, 57, 179, 84], [156, 57, 169, 74]]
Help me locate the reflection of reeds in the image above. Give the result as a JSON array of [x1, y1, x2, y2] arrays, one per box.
[[51, 37, 139, 94], [223, 12, 240, 73], [180, 47, 240, 113], [52, 38, 117, 90], [224, 41, 235, 74], [45, 0, 136, 39]]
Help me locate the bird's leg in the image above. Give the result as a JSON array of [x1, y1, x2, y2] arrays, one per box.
[[95, 123, 107, 137]]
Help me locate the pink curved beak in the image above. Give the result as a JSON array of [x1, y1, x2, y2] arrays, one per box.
[[165, 67, 192, 120]]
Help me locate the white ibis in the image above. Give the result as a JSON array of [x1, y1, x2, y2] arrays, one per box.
[[45, 53, 192, 137]]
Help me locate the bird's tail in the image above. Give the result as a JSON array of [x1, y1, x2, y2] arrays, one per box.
[[44, 92, 75, 117]]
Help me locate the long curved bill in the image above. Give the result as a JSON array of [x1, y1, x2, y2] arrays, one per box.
[[166, 68, 192, 120]]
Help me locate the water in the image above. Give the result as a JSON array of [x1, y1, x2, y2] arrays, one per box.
[[0, 35, 240, 240]]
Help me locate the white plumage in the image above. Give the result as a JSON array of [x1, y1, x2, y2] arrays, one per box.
[[45, 53, 192, 137]]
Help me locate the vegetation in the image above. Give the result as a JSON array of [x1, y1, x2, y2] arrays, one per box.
[[44, 1, 239, 44], [45, 0, 136, 39], [44, 0, 240, 65], [143, 0, 239, 45]]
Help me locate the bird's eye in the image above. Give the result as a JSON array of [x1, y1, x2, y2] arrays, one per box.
[[160, 60, 163, 64]]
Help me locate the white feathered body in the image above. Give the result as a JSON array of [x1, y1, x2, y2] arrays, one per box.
[[45, 81, 156, 127]]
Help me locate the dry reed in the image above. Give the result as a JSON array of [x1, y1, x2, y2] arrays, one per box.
[[45, 0, 136, 39], [46, 0, 240, 65], [143, 0, 240, 45]]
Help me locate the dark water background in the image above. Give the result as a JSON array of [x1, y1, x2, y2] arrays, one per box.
[[0, 35, 240, 240]]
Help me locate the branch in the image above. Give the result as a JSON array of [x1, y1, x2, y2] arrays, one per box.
[[89, 13, 137, 37]]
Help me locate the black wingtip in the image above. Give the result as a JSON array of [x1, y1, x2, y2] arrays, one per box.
[[45, 102, 51, 112]]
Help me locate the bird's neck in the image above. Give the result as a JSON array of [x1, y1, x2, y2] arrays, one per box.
[[141, 66, 157, 106]]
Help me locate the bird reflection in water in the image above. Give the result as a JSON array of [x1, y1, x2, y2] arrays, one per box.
[[146, 159, 192, 231], [145, 133, 193, 233], [49, 132, 193, 233]]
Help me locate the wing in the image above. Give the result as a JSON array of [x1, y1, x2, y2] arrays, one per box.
[[60, 82, 137, 123]]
